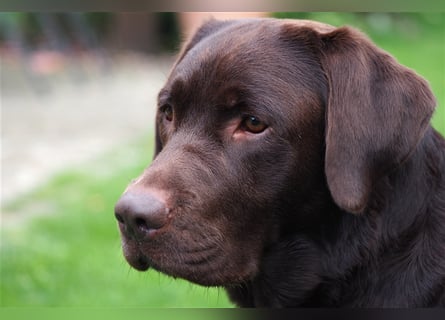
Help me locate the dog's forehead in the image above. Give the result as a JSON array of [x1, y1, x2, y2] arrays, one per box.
[[173, 21, 274, 80], [161, 21, 276, 106], [168, 18, 334, 82], [160, 18, 332, 109]]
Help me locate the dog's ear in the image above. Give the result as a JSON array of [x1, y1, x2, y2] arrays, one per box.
[[318, 26, 436, 213]]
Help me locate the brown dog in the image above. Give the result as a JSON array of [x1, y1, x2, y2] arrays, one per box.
[[114, 18, 445, 307]]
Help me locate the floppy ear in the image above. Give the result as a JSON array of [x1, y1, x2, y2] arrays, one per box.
[[319, 27, 436, 213]]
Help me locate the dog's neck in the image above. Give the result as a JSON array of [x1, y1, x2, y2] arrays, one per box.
[[371, 127, 445, 232], [311, 127, 445, 306]]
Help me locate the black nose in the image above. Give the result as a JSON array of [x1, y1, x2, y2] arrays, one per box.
[[114, 192, 169, 239]]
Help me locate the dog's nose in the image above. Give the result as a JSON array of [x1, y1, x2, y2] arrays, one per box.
[[114, 192, 169, 239]]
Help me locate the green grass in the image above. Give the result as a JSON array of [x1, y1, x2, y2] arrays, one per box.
[[1, 13, 444, 308]]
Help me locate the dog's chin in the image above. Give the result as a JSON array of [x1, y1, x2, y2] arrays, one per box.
[[121, 238, 258, 287], [124, 253, 151, 271], [122, 244, 150, 271]]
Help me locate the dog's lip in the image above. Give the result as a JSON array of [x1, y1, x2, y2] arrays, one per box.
[[122, 241, 152, 271], [128, 254, 151, 271]]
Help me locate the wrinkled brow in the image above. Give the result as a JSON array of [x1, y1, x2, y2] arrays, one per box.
[[157, 88, 170, 105]]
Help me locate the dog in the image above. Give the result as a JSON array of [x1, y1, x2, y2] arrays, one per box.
[[114, 18, 445, 307]]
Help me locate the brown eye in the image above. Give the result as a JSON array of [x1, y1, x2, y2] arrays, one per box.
[[160, 104, 173, 122], [243, 115, 267, 134]]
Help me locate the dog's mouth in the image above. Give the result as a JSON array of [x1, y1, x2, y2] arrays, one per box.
[[122, 237, 220, 273], [119, 231, 258, 286], [121, 241, 151, 271]]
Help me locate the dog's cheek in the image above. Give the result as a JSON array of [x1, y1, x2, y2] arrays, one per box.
[[241, 141, 296, 196], [215, 140, 296, 233]]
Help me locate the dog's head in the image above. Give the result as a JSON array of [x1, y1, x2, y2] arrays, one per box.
[[114, 18, 435, 286]]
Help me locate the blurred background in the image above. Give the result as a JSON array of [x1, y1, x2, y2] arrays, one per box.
[[1, 12, 444, 307]]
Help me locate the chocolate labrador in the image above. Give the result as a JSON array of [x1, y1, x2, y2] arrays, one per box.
[[114, 18, 445, 307]]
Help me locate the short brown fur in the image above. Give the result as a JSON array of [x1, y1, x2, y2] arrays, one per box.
[[115, 18, 445, 307]]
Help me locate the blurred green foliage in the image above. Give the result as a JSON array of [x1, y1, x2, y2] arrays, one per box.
[[0, 12, 179, 52]]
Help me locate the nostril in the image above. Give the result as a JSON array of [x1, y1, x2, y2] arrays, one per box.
[[135, 217, 150, 232], [115, 212, 125, 224]]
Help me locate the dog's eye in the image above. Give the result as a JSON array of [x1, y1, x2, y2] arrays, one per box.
[[160, 104, 173, 122], [242, 115, 267, 134]]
